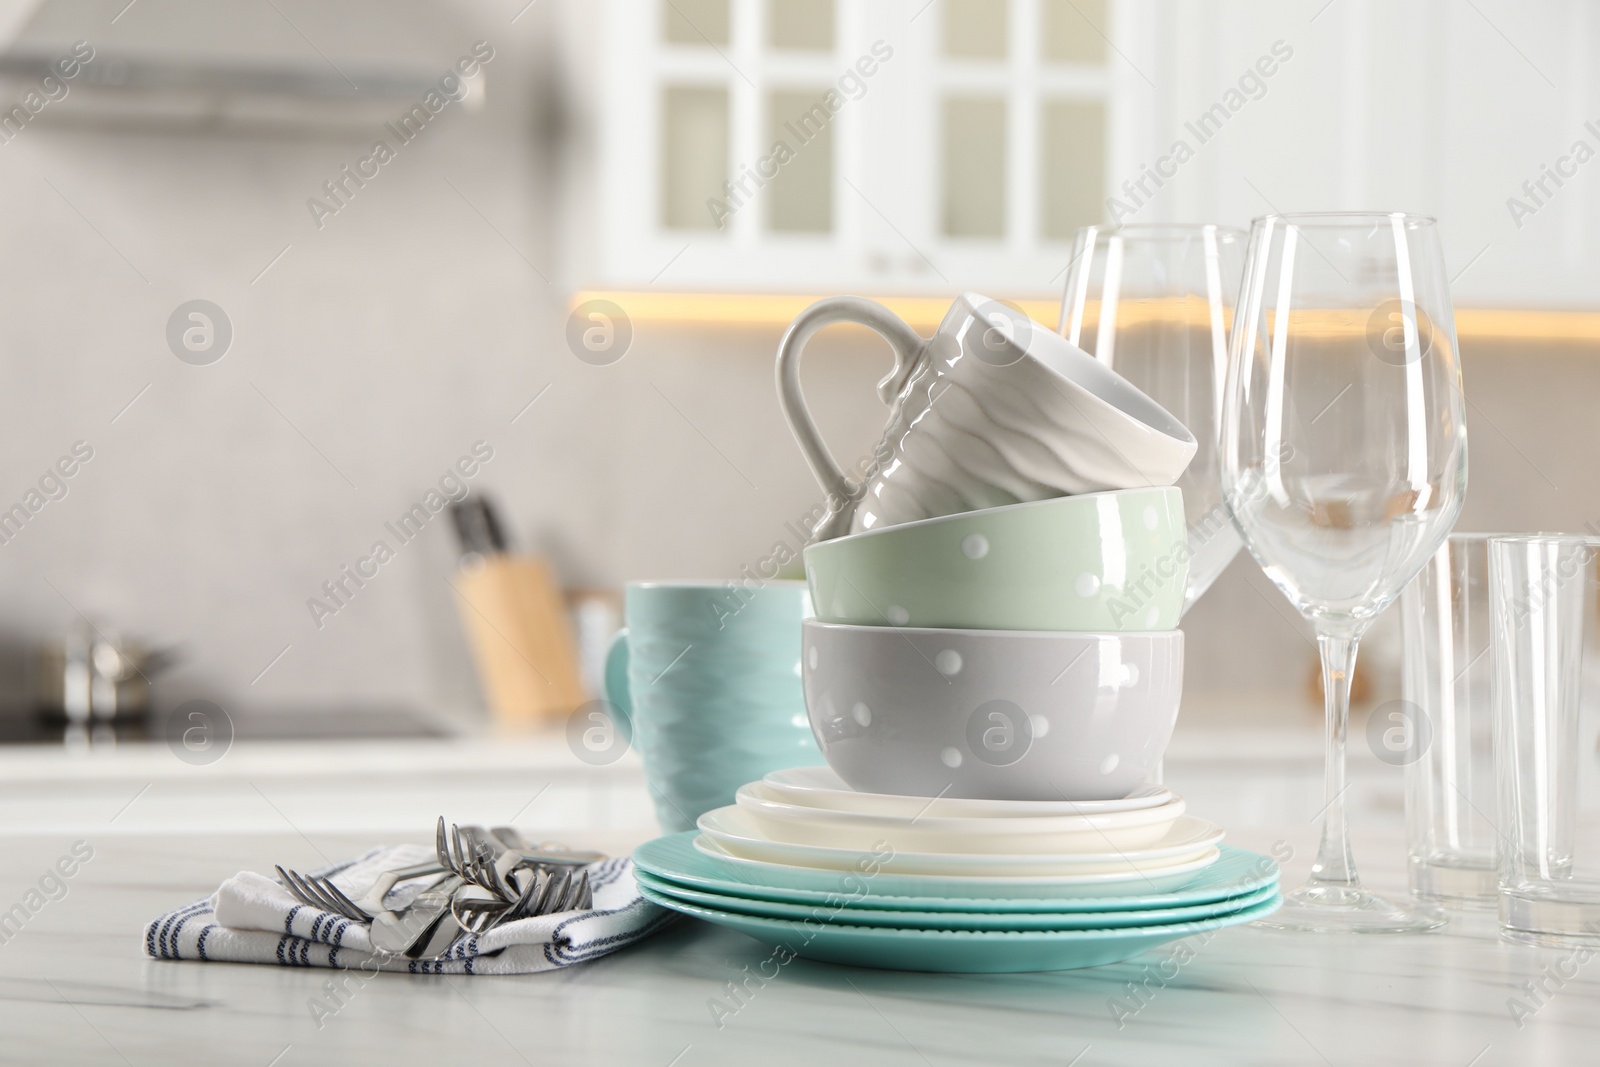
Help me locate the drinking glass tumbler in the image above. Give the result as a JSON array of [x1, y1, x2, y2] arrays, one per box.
[[1400, 533, 1498, 905], [1490, 535, 1600, 946]]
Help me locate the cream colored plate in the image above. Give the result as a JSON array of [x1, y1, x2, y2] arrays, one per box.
[[736, 782, 1185, 854], [690, 835, 1225, 894], [696, 806, 1224, 878], [763, 765, 1173, 818]]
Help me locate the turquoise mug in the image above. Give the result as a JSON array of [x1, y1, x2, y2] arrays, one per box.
[[605, 580, 823, 832]]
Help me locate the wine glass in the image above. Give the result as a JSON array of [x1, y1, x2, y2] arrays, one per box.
[[1221, 212, 1468, 932], [1060, 224, 1247, 613]]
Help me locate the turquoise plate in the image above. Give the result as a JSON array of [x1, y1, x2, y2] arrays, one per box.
[[640, 886, 1283, 973], [636, 868, 1280, 930], [633, 833, 1279, 912]]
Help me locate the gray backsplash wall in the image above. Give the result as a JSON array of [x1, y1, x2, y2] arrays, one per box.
[[0, 1, 1591, 725], [0, 0, 564, 716]]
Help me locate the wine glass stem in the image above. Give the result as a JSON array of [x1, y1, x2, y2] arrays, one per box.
[[1310, 631, 1360, 888]]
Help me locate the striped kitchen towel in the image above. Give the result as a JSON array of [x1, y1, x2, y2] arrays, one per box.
[[144, 844, 676, 975]]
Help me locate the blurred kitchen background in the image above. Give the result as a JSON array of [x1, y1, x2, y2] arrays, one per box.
[[0, 0, 1596, 752]]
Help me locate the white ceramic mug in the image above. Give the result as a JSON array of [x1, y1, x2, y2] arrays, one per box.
[[775, 292, 1197, 541]]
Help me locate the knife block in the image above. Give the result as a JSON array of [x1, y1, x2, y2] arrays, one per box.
[[452, 555, 587, 727]]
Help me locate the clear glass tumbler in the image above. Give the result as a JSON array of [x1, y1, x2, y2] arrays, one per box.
[[1400, 533, 1498, 905], [1490, 535, 1600, 945]]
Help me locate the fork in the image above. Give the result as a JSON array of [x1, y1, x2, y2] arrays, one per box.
[[518, 867, 591, 919], [276, 861, 451, 921], [450, 866, 557, 934], [449, 868, 591, 936], [276, 862, 466, 960], [436, 817, 604, 877], [276, 865, 370, 921], [436, 819, 511, 896]]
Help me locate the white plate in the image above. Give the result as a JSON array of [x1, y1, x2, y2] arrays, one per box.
[[696, 807, 1224, 877], [691, 836, 1225, 897], [763, 766, 1173, 818], [736, 782, 1185, 854]]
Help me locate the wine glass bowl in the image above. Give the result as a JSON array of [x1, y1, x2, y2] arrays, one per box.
[[1060, 223, 1247, 614], [1221, 212, 1468, 932]]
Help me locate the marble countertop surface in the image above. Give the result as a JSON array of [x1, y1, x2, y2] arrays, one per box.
[[0, 739, 1594, 1066]]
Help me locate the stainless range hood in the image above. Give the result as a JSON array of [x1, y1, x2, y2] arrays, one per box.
[[0, 0, 488, 132]]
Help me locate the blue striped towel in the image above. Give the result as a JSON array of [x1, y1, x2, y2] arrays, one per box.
[[144, 845, 675, 975]]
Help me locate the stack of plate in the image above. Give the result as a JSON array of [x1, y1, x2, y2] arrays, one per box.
[[634, 767, 1281, 972]]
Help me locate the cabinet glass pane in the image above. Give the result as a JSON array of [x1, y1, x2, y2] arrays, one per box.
[[769, 0, 833, 51], [941, 96, 1007, 238], [662, 86, 729, 230], [663, 0, 730, 45], [942, 0, 1008, 60], [1040, 99, 1104, 239], [767, 90, 833, 233], [1041, 0, 1106, 63]]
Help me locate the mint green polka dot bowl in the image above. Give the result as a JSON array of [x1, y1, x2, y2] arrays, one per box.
[[803, 487, 1187, 632]]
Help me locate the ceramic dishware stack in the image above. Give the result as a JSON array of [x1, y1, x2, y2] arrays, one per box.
[[778, 292, 1195, 802], [629, 294, 1280, 973], [634, 767, 1281, 973], [800, 491, 1189, 803]]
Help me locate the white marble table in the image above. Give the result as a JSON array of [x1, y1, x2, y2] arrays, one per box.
[[0, 741, 1594, 1066]]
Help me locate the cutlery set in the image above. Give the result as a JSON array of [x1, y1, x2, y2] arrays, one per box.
[[276, 818, 603, 960]]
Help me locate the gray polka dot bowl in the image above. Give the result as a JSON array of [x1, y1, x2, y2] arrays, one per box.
[[801, 620, 1183, 801], [803, 487, 1187, 632]]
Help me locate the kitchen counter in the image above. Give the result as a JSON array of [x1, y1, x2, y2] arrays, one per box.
[[0, 736, 1590, 1066]]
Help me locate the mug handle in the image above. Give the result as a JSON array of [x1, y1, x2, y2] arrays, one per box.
[[775, 297, 928, 542], [603, 628, 632, 724]]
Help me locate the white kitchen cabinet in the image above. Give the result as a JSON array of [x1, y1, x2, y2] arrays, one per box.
[[566, 0, 1112, 294], [1112, 0, 1600, 308], [565, 0, 1600, 307]]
